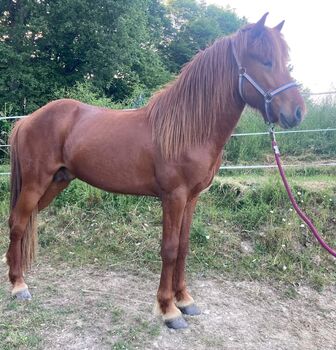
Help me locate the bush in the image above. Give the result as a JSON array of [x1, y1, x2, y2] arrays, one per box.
[[53, 81, 123, 109]]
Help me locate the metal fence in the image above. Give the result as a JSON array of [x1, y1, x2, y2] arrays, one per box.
[[1, 92, 336, 175]]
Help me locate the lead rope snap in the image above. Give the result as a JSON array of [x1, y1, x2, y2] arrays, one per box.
[[269, 125, 280, 155]]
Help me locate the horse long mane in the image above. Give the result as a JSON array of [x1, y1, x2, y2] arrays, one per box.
[[147, 36, 237, 160], [147, 25, 289, 160]]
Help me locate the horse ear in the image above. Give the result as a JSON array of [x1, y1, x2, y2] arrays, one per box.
[[273, 20, 285, 32], [251, 12, 269, 38]]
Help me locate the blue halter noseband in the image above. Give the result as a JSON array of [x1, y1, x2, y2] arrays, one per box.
[[230, 39, 298, 124]]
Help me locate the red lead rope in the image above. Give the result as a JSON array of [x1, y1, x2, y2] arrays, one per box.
[[270, 128, 336, 258]]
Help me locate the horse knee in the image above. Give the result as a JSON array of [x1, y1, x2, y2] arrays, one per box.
[[161, 240, 179, 263]]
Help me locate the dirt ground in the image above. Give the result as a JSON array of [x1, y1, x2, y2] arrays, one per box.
[[1, 260, 335, 350]]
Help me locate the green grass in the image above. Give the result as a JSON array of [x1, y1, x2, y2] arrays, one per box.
[[0, 155, 335, 350], [224, 99, 336, 164], [0, 295, 62, 350], [1, 169, 335, 290]]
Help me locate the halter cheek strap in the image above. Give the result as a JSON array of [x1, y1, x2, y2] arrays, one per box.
[[230, 39, 298, 124]]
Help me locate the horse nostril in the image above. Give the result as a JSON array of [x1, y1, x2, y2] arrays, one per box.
[[295, 106, 302, 122]]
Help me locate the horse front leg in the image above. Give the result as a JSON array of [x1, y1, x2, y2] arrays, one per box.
[[156, 190, 188, 329], [174, 196, 201, 316]]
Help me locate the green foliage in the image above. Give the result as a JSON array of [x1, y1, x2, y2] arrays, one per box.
[[0, 0, 174, 113], [190, 216, 209, 244], [163, 0, 245, 72], [0, 118, 12, 164], [210, 179, 281, 231], [53, 81, 122, 109], [0, 0, 245, 113]]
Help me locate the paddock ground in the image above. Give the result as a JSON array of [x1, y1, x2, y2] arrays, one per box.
[[1, 170, 336, 349], [1, 260, 335, 350]]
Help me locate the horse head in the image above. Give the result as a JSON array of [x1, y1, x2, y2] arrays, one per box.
[[232, 13, 306, 128]]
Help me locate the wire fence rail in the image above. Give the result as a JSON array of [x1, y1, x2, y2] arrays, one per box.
[[1, 95, 336, 175], [219, 162, 336, 170]]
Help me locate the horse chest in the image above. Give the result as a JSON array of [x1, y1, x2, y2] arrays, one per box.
[[200, 171, 216, 192]]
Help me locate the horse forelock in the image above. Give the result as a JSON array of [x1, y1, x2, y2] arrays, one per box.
[[147, 36, 238, 160], [236, 24, 290, 72]]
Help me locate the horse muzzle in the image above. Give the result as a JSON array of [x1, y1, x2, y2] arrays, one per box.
[[279, 105, 304, 129]]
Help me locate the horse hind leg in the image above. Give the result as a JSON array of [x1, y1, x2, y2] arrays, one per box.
[[7, 188, 44, 300], [38, 167, 74, 211], [7, 168, 73, 300]]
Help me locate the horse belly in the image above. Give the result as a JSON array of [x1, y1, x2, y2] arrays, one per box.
[[68, 149, 159, 196], [62, 112, 160, 196]]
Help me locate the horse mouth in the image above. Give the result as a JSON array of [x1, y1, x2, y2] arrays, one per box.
[[279, 113, 300, 129]]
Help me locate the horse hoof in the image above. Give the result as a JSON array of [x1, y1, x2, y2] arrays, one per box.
[[178, 303, 201, 316], [165, 316, 188, 329], [14, 288, 32, 301]]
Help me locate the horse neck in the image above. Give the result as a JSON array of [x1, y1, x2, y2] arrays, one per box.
[[148, 37, 245, 159], [210, 100, 244, 154], [203, 39, 246, 151]]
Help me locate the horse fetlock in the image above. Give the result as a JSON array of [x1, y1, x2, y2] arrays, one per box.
[[154, 299, 182, 320], [12, 281, 30, 297], [175, 290, 201, 316], [175, 290, 194, 308]]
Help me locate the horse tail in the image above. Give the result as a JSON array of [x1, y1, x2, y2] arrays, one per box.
[[9, 121, 38, 272]]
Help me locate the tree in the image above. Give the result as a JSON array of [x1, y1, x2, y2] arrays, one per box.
[[162, 0, 246, 72], [0, 0, 245, 113], [0, 0, 54, 113], [0, 0, 171, 113]]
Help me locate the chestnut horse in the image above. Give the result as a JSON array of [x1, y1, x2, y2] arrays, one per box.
[[6, 14, 305, 329]]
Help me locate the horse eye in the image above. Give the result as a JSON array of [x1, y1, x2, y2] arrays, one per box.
[[263, 61, 272, 68]]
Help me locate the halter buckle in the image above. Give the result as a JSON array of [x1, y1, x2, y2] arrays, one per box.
[[265, 92, 273, 102], [238, 67, 246, 76]]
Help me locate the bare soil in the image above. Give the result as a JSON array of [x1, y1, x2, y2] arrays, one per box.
[[1, 261, 335, 350]]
